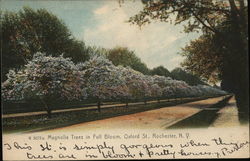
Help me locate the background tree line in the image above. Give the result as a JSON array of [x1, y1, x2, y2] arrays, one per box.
[[1, 7, 205, 86], [1, 7, 91, 81]]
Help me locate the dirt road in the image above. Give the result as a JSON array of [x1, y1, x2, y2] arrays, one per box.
[[42, 96, 234, 133]]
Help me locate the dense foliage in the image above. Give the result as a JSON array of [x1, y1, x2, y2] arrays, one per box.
[[151, 66, 172, 78], [2, 53, 227, 104], [1, 7, 91, 81], [171, 68, 207, 86], [150, 66, 206, 86], [94, 46, 151, 75], [95, 46, 205, 85], [2, 53, 87, 102]]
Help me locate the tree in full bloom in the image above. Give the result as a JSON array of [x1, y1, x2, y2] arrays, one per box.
[[2, 52, 228, 116], [2, 52, 87, 117], [118, 66, 152, 104], [78, 55, 130, 111]]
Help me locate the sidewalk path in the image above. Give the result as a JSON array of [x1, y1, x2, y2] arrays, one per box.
[[209, 96, 240, 127]]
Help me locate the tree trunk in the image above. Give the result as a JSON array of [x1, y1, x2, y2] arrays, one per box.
[[126, 101, 128, 108], [97, 101, 101, 112], [235, 91, 249, 124], [221, 38, 248, 124], [157, 98, 160, 103], [47, 106, 52, 119], [40, 98, 51, 118]]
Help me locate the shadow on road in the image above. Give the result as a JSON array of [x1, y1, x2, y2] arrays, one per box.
[[167, 95, 233, 129]]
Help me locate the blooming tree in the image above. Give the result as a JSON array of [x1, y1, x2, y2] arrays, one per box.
[[118, 67, 152, 104], [2, 52, 87, 117], [78, 56, 129, 111], [2, 53, 227, 115]]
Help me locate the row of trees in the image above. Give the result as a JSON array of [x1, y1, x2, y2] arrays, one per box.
[[127, 0, 248, 123], [95, 46, 207, 85], [152, 66, 207, 86], [2, 52, 227, 117], [1, 7, 206, 86]]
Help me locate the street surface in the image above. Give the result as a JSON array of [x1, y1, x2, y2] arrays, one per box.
[[42, 96, 238, 132]]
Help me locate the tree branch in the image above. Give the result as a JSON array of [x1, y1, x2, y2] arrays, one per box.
[[228, 0, 240, 16], [238, 0, 245, 10], [186, 8, 218, 34]]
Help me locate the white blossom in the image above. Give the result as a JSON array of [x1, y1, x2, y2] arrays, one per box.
[[2, 53, 227, 103]]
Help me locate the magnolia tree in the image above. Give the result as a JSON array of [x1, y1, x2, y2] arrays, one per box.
[[2, 53, 227, 115], [150, 84, 162, 102], [117, 66, 152, 104], [2, 52, 87, 117], [162, 86, 175, 99], [152, 75, 173, 88], [196, 85, 227, 96], [144, 75, 163, 102], [172, 80, 191, 98], [152, 75, 189, 99], [78, 56, 130, 111]]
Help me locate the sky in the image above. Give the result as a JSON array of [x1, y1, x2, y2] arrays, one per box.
[[1, 0, 201, 71]]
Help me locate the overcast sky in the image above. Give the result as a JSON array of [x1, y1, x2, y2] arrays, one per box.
[[1, 0, 201, 70]]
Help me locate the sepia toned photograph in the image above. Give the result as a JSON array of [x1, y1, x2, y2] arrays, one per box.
[[1, 0, 249, 160]]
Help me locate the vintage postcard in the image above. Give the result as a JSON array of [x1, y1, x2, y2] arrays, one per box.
[[1, 0, 249, 160]]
